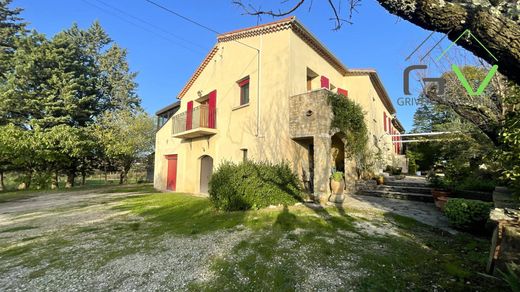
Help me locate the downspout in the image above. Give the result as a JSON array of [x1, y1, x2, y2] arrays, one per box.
[[256, 35, 262, 137]]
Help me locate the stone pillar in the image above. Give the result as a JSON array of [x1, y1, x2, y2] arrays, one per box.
[[314, 134, 331, 201], [486, 187, 520, 275]]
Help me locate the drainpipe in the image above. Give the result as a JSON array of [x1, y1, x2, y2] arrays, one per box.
[[256, 36, 262, 137]]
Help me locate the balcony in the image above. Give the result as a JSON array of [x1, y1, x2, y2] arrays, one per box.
[[289, 89, 332, 138], [172, 104, 217, 139]]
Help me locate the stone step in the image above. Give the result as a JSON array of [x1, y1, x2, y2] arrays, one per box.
[[384, 180, 430, 188], [357, 189, 434, 203], [375, 185, 432, 195]]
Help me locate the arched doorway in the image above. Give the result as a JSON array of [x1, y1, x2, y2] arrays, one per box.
[[199, 155, 213, 194], [331, 133, 345, 172]]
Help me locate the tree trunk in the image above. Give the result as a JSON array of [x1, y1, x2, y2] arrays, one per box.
[[377, 0, 520, 85], [0, 171, 4, 191], [119, 162, 133, 185], [119, 171, 125, 185], [65, 170, 75, 188], [104, 165, 108, 183], [51, 172, 58, 190], [81, 171, 86, 186]]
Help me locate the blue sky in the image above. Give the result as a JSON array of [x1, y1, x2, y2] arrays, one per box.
[[16, 0, 451, 131]]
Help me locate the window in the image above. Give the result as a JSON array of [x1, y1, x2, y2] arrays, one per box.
[[241, 148, 248, 161], [306, 68, 318, 91], [238, 77, 250, 105]]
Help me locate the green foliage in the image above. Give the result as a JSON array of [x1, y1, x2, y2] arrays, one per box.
[[209, 161, 303, 211], [93, 110, 155, 184], [497, 83, 520, 198], [453, 176, 496, 192], [330, 171, 343, 182], [327, 93, 368, 156], [0, 18, 143, 189], [498, 263, 520, 292], [385, 165, 402, 175], [427, 174, 449, 189], [0, 0, 25, 81], [443, 199, 493, 231], [406, 150, 418, 174]]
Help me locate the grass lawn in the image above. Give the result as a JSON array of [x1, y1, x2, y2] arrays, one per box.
[[0, 189, 507, 291]]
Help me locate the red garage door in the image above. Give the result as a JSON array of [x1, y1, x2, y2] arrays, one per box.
[[165, 155, 178, 191]]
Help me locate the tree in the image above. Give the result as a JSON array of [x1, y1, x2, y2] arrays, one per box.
[[0, 21, 142, 189], [0, 124, 42, 189], [411, 94, 457, 134], [233, 0, 520, 85], [496, 83, 520, 194], [425, 66, 509, 145], [94, 110, 155, 184], [0, 0, 25, 80]]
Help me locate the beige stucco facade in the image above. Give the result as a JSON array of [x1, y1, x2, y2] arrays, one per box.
[[154, 17, 404, 197]]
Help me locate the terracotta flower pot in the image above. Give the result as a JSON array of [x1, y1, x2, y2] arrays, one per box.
[[330, 179, 345, 196], [329, 179, 345, 203], [434, 196, 449, 211], [431, 189, 451, 199]]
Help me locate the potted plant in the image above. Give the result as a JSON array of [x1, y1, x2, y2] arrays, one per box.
[[374, 174, 384, 185], [429, 175, 452, 198], [329, 171, 345, 203], [428, 174, 453, 210], [434, 196, 449, 211]]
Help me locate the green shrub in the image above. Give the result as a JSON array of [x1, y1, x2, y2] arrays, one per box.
[[427, 174, 449, 189], [391, 167, 402, 175], [498, 263, 520, 292], [408, 159, 417, 174], [209, 160, 303, 211], [453, 177, 496, 192], [444, 198, 493, 231], [330, 171, 343, 182]]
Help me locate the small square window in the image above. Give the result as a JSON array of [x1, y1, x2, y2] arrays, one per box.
[[238, 77, 250, 106]]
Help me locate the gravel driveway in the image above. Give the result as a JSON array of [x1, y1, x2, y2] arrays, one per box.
[[0, 187, 495, 291], [0, 187, 251, 291]]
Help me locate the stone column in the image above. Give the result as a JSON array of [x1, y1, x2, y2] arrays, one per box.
[[313, 134, 331, 201]]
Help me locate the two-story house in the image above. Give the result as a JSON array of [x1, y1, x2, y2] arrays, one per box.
[[154, 16, 404, 197]]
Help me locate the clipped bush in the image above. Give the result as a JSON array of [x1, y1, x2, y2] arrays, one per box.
[[453, 177, 496, 192], [209, 160, 303, 211], [444, 198, 493, 231]]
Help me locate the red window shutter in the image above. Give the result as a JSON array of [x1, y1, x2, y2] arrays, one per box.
[[388, 117, 392, 133], [383, 112, 387, 132], [337, 88, 348, 97], [238, 78, 249, 87], [186, 101, 193, 130], [208, 90, 217, 129], [320, 76, 330, 89]]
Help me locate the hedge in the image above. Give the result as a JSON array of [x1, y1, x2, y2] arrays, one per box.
[[208, 160, 303, 211], [444, 198, 493, 231]]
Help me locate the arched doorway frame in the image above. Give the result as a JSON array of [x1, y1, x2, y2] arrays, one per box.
[[199, 155, 213, 194]]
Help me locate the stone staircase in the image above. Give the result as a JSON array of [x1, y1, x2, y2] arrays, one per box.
[[356, 177, 434, 202]]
